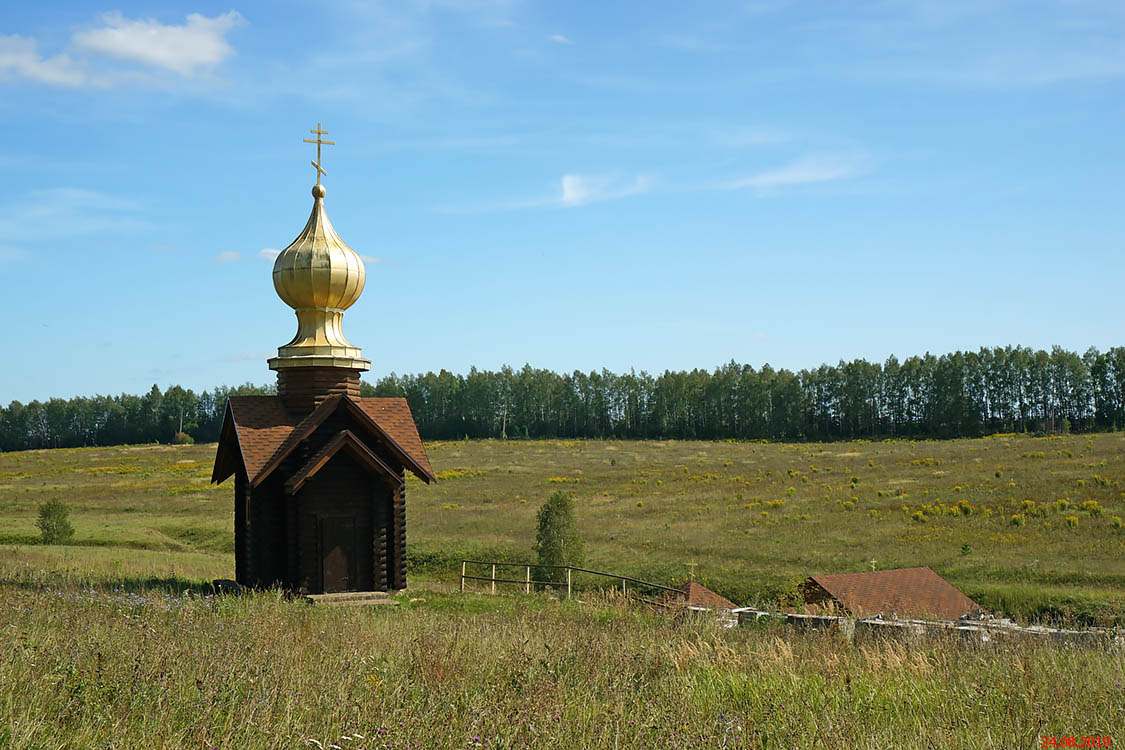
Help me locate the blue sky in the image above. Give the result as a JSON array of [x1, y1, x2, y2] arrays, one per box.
[[1, 1, 1123, 403]]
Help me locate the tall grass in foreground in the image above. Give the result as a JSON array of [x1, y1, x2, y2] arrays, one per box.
[[1, 587, 1121, 749]]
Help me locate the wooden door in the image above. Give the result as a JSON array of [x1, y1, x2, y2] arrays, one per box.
[[321, 516, 356, 592]]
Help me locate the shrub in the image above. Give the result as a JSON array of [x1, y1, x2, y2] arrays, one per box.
[[1054, 498, 1071, 512], [36, 499, 75, 545], [1010, 514, 1026, 527], [1065, 515, 1079, 529], [1111, 516, 1123, 529], [911, 511, 925, 523], [535, 491, 585, 584], [171, 431, 194, 445], [1081, 500, 1102, 516]]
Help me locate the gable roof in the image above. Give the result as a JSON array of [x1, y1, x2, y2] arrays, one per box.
[[211, 395, 434, 485], [284, 429, 399, 495], [806, 567, 982, 621], [680, 581, 737, 610]]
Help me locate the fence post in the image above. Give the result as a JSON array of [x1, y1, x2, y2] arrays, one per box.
[[491, 564, 496, 595], [622, 577, 626, 598], [525, 565, 530, 594], [566, 567, 572, 599], [460, 560, 466, 593]]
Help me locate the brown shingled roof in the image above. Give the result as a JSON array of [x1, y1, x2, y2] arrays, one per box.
[[351, 398, 433, 480], [805, 567, 982, 621], [211, 395, 433, 485], [284, 429, 399, 495], [680, 581, 737, 610]]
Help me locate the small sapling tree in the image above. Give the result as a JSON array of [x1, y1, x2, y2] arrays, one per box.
[[36, 499, 74, 545], [535, 491, 584, 585]]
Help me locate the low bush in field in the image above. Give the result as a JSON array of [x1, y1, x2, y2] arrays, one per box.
[[35, 499, 74, 545]]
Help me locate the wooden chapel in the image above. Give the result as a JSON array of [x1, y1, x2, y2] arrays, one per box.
[[211, 124, 433, 594]]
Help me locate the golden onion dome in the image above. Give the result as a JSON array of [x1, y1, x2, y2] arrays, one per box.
[[272, 184, 366, 310], [268, 183, 370, 373]]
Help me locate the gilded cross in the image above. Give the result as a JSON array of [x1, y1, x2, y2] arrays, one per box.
[[303, 122, 335, 185]]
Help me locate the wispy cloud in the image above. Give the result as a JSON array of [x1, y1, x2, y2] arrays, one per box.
[[556, 173, 654, 207], [0, 36, 87, 87], [361, 255, 391, 264], [550, 34, 574, 45], [655, 33, 733, 55], [449, 172, 656, 213], [711, 126, 791, 148], [213, 251, 241, 263], [816, 1, 1125, 87], [0, 11, 244, 88], [722, 154, 867, 192], [258, 247, 281, 260], [0, 187, 144, 239]]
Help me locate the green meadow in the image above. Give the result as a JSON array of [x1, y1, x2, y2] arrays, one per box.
[[1, 435, 1123, 748], [0, 432, 1123, 621]]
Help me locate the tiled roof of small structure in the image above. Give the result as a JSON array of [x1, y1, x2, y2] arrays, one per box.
[[680, 581, 737, 610], [808, 567, 982, 620], [218, 395, 433, 483]]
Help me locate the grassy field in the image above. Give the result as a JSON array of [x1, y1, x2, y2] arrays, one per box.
[[1, 586, 1121, 749], [1, 433, 1123, 621], [1, 435, 1123, 748]]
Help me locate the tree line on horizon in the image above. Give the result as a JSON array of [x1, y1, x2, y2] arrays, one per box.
[[1, 345, 1123, 452]]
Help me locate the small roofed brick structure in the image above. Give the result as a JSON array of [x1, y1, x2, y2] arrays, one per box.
[[211, 124, 433, 595], [680, 581, 737, 611], [801, 567, 983, 621]]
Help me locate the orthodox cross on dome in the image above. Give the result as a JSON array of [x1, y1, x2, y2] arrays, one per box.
[[303, 122, 335, 186]]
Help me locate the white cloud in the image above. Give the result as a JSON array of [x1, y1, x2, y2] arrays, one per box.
[[213, 251, 241, 263], [558, 173, 653, 207], [258, 247, 281, 260], [550, 34, 574, 45], [361, 255, 391, 263], [0, 11, 243, 87], [0, 35, 88, 87], [723, 154, 867, 192], [73, 11, 244, 76]]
